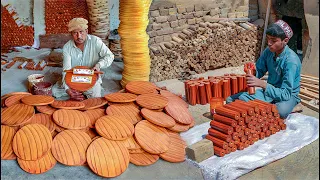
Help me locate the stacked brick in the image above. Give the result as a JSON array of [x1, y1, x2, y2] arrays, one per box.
[[45, 0, 90, 34], [206, 100, 287, 157], [149, 22, 263, 82], [1, 5, 34, 53]]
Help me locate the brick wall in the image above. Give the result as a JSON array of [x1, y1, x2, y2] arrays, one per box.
[[147, 0, 259, 45]]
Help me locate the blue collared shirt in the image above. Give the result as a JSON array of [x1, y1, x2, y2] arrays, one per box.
[[255, 45, 301, 103]]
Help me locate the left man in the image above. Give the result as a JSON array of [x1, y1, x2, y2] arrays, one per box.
[[61, 17, 114, 100]]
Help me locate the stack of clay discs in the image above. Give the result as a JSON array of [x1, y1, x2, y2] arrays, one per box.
[[109, 39, 122, 59], [86, 0, 109, 44], [118, 0, 153, 87]]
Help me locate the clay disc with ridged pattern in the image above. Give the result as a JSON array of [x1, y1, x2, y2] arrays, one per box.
[[140, 108, 175, 128], [5, 94, 31, 107], [21, 113, 56, 133], [118, 136, 141, 150], [17, 151, 56, 174], [12, 124, 52, 161], [168, 122, 190, 132], [52, 109, 90, 129], [164, 100, 193, 125], [130, 151, 159, 166], [36, 105, 57, 115], [1, 103, 34, 126], [21, 95, 54, 106], [136, 94, 168, 110], [51, 130, 92, 166], [106, 104, 142, 125], [86, 137, 130, 178], [160, 90, 188, 108], [125, 81, 159, 95], [104, 93, 137, 103], [134, 120, 170, 154], [160, 131, 186, 162], [83, 109, 105, 128], [51, 100, 85, 110], [80, 97, 108, 110], [95, 115, 134, 141], [1, 125, 16, 159]]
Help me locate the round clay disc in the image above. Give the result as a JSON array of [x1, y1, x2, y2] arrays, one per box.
[[160, 131, 186, 162], [17, 151, 56, 174], [1, 125, 16, 159], [52, 109, 90, 129], [95, 115, 134, 140], [140, 108, 176, 128], [21, 113, 56, 133], [134, 120, 170, 154], [21, 95, 54, 106], [106, 104, 142, 125], [85, 128, 99, 139], [51, 100, 85, 110], [65, 66, 98, 92], [160, 90, 188, 108], [86, 137, 130, 178], [36, 105, 57, 115], [164, 100, 194, 125], [118, 136, 141, 150], [83, 109, 105, 128], [104, 93, 137, 103], [5, 152, 17, 160], [51, 130, 92, 166], [168, 122, 190, 133], [80, 97, 108, 110], [136, 94, 168, 110], [12, 124, 52, 161], [130, 151, 159, 166], [1, 103, 34, 126], [5, 94, 31, 107], [129, 148, 144, 154], [125, 81, 159, 95]]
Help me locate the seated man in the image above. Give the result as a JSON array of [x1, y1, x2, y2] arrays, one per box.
[[226, 20, 301, 119], [61, 17, 114, 100]]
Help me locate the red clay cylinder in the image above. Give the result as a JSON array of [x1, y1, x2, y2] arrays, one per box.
[[231, 77, 238, 95], [206, 134, 228, 149], [247, 70, 255, 94], [237, 76, 244, 92], [213, 114, 237, 127], [234, 99, 259, 113], [213, 146, 226, 157], [208, 128, 232, 142], [199, 84, 207, 105], [224, 104, 247, 117], [210, 120, 234, 135], [215, 106, 240, 120], [204, 82, 212, 103], [189, 84, 197, 106]]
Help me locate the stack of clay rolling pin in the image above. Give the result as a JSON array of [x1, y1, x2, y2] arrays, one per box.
[[206, 99, 286, 157], [184, 74, 248, 105], [18, 60, 47, 70]]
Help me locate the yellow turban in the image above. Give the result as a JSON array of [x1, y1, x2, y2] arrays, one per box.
[[67, 18, 88, 32]]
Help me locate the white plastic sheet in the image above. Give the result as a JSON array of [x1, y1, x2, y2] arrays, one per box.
[[181, 113, 319, 180]]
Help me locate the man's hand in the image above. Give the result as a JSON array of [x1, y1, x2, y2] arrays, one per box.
[[246, 74, 267, 89], [93, 64, 100, 72], [66, 89, 85, 101]]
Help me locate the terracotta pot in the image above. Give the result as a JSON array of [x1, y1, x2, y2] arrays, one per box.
[[33, 82, 52, 96]]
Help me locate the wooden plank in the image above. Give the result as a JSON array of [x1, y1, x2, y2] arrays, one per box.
[[301, 99, 319, 112], [300, 88, 319, 99], [301, 77, 319, 85], [299, 93, 314, 101], [301, 82, 319, 91]]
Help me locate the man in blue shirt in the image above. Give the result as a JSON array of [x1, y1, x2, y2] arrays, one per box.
[[226, 20, 301, 119]]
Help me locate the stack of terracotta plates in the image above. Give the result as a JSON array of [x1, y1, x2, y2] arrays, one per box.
[[86, 0, 109, 46], [118, 0, 152, 87], [1, 81, 195, 177], [109, 39, 122, 59]]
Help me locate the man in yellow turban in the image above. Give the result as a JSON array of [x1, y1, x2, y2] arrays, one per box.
[[58, 17, 114, 101]]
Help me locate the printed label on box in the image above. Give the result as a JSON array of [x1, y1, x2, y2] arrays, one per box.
[[71, 75, 92, 84], [73, 68, 94, 75]]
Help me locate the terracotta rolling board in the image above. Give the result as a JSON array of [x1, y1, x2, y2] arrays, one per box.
[[160, 90, 188, 108], [12, 124, 52, 161], [51, 100, 85, 110], [17, 151, 56, 174], [164, 100, 194, 125], [1, 125, 16, 159], [106, 103, 142, 125], [52, 109, 90, 130], [83, 109, 106, 128], [5, 94, 31, 107], [130, 151, 159, 166], [80, 97, 108, 110], [134, 120, 170, 154], [160, 131, 186, 163], [140, 108, 176, 128], [1, 103, 34, 126], [51, 130, 92, 166], [65, 66, 98, 92], [95, 115, 134, 141], [21, 95, 54, 106], [125, 81, 159, 95], [86, 137, 130, 177], [136, 93, 169, 110], [21, 113, 56, 133], [36, 105, 57, 115], [104, 93, 137, 103]]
